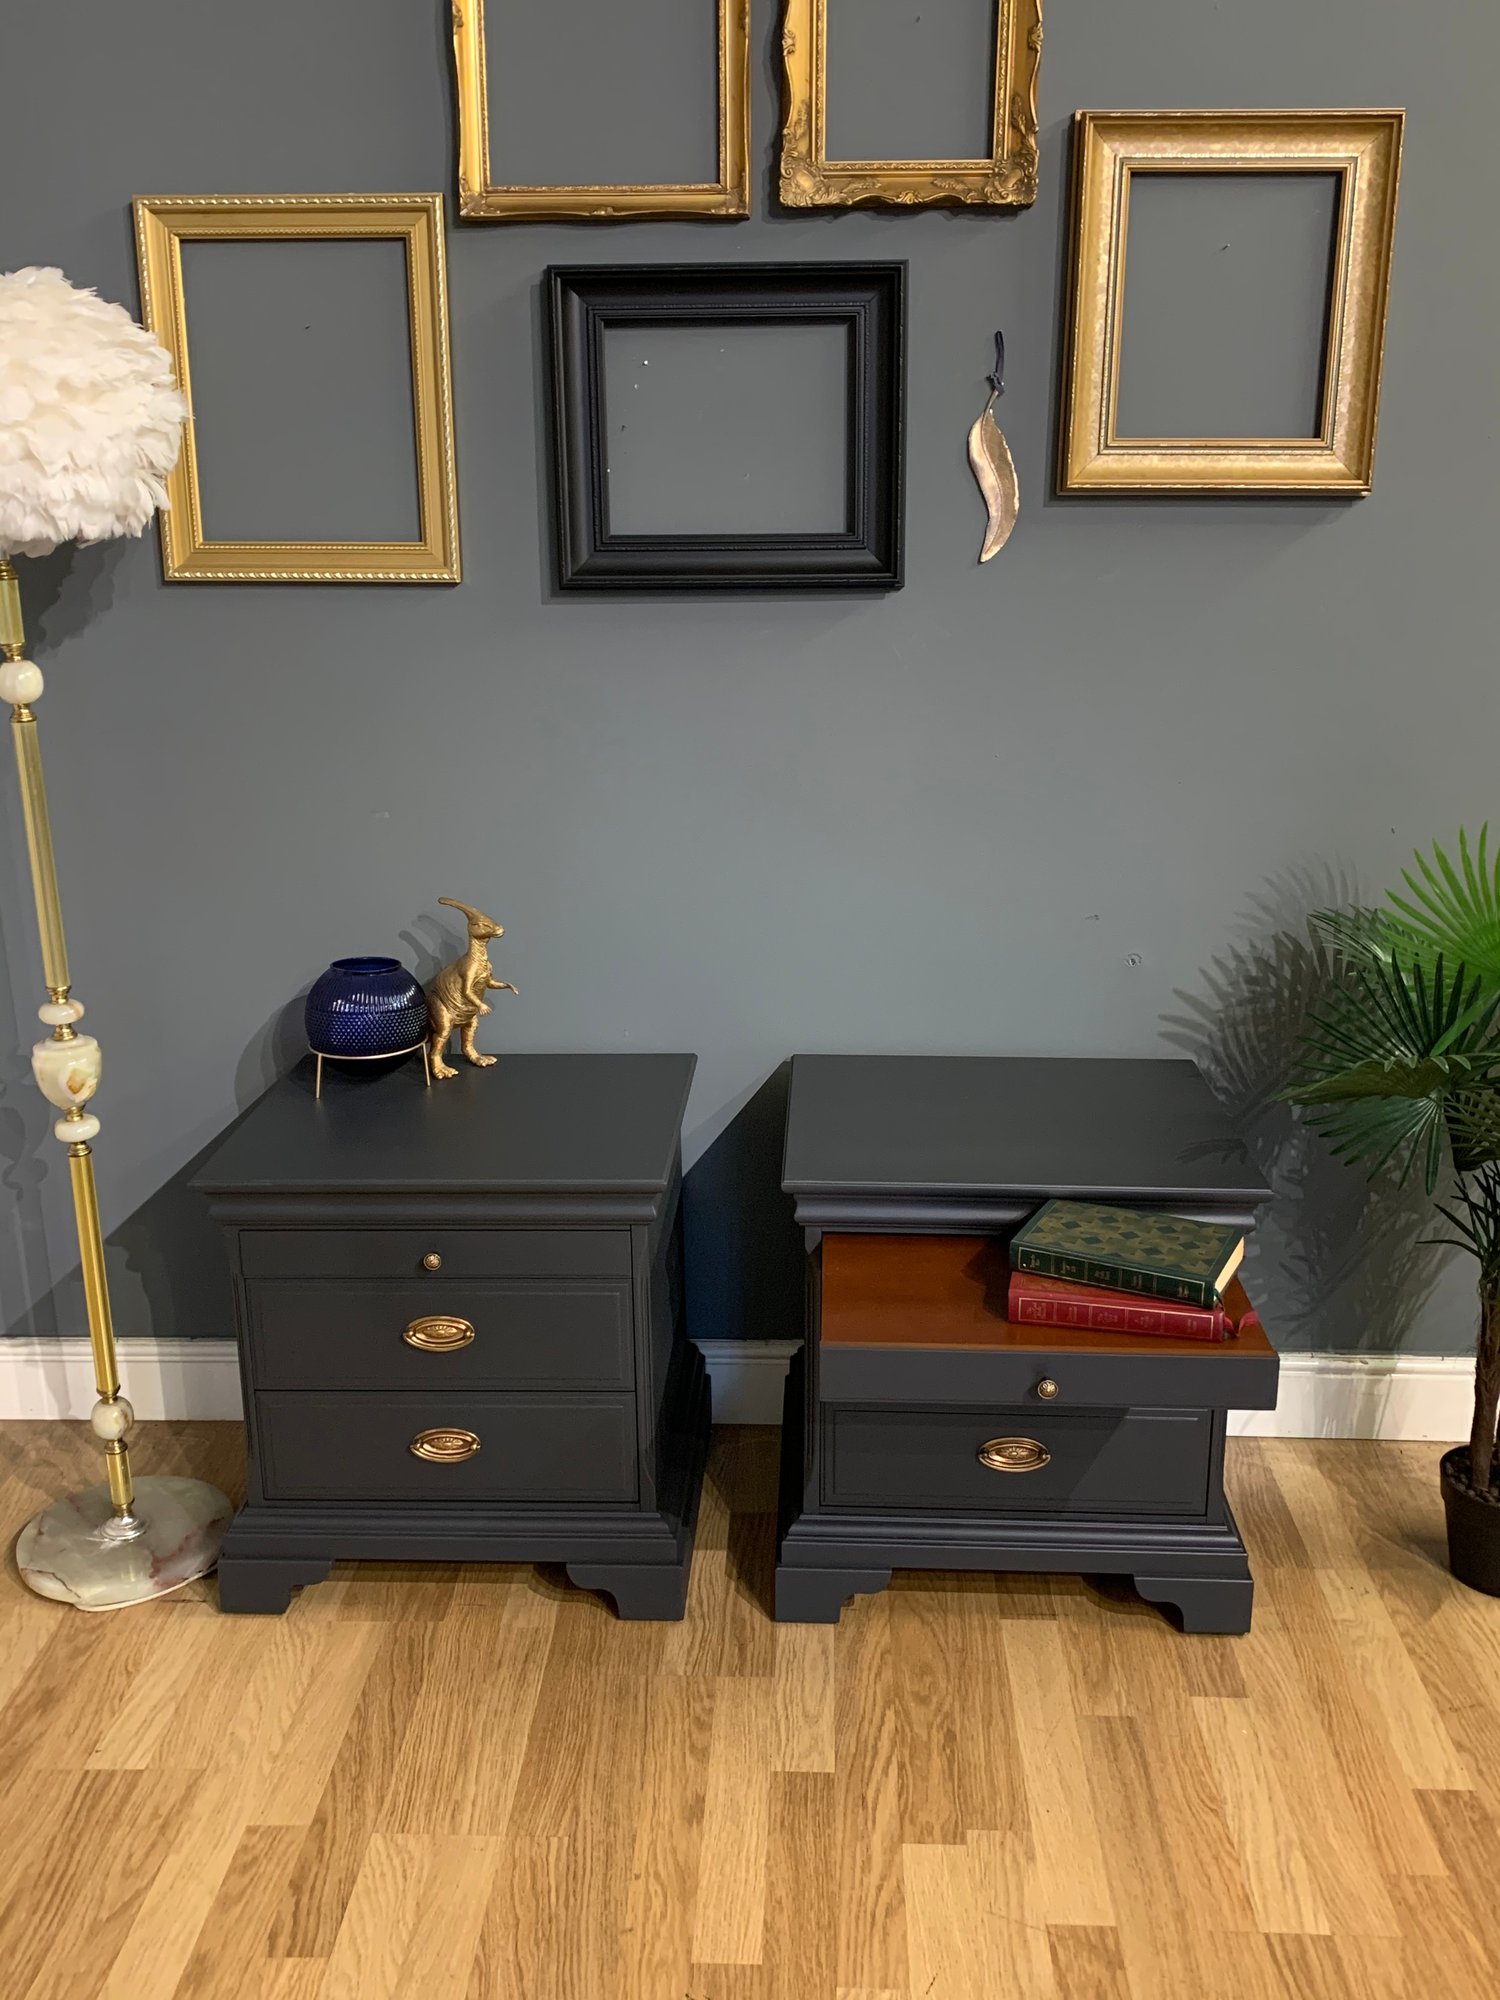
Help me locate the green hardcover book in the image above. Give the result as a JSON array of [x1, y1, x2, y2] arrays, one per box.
[[1010, 1199, 1245, 1309]]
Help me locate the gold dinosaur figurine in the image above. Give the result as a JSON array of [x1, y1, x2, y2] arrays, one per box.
[[424, 897, 517, 1080]]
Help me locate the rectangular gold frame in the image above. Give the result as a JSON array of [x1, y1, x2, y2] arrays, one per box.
[[452, 0, 750, 220], [1058, 110, 1404, 495], [133, 194, 461, 582], [779, 0, 1042, 209]]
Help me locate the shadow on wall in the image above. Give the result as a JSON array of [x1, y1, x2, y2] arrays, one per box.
[[2, 988, 310, 1342], [1161, 863, 1448, 1354], [18, 537, 125, 652], [0, 851, 56, 1336], [684, 1063, 804, 1349]]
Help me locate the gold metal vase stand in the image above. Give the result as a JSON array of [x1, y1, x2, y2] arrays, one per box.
[[1, 556, 230, 1609]]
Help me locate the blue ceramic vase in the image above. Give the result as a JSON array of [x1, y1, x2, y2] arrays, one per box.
[[304, 957, 427, 1060]]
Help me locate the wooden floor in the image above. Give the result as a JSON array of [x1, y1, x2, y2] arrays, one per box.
[[0, 1424, 1496, 2000]]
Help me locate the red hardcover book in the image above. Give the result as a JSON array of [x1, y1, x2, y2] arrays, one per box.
[[1006, 1270, 1258, 1342]]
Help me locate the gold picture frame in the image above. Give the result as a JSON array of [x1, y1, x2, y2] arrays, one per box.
[[778, 0, 1042, 209], [452, 0, 750, 221], [133, 194, 461, 582], [1058, 110, 1404, 496]]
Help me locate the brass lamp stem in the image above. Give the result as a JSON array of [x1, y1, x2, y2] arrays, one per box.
[[0, 556, 138, 1526]]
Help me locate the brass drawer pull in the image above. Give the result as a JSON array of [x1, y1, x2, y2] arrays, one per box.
[[421, 1251, 443, 1271], [1036, 1377, 1059, 1400], [978, 1436, 1051, 1473], [403, 1314, 476, 1353], [409, 1427, 481, 1464]]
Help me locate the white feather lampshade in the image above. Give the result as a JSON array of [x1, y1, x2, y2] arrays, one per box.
[[0, 265, 185, 557]]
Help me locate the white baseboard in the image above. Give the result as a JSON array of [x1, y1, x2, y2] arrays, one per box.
[[0, 1338, 1474, 1442], [695, 1339, 802, 1424], [0, 1338, 245, 1421], [1227, 1351, 1472, 1442]]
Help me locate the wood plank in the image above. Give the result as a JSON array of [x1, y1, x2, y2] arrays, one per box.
[[763, 1771, 836, 2000], [771, 1621, 835, 1773], [320, 1832, 496, 2000], [889, 1583, 967, 1844], [1003, 1621, 1114, 1926], [833, 1595, 907, 1991], [1247, 1563, 1445, 1880], [1048, 1926, 1131, 2000], [1313, 1565, 1470, 1789], [692, 1676, 774, 1965], [378, 1599, 554, 1836], [1192, 1694, 1330, 1935], [87, 1616, 223, 1770], [9, 1768, 197, 2000], [904, 1833, 1057, 2000], [168, 1822, 306, 2000], [271, 1625, 431, 1956], [100, 1765, 258, 2000], [620, 1676, 714, 2000]]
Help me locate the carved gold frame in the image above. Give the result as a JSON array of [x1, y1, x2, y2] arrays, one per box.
[[133, 194, 461, 582], [1058, 111, 1404, 495], [779, 0, 1042, 209], [452, 0, 750, 220]]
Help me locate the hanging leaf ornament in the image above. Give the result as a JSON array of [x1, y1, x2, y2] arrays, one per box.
[[967, 330, 1019, 563]]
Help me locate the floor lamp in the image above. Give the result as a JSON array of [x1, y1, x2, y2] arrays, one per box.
[[1, 267, 230, 1608]]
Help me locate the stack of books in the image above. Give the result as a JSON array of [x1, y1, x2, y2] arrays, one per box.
[[1006, 1198, 1256, 1342]]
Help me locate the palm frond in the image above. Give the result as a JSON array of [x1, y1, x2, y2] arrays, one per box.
[[1387, 827, 1500, 986], [1309, 905, 1425, 968], [1300, 1089, 1447, 1191], [1285, 950, 1500, 1192], [1445, 1088, 1500, 1175], [1432, 1161, 1500, 1270]]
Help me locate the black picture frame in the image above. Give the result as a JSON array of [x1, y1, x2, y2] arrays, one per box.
[[546, 262, 906, 593]]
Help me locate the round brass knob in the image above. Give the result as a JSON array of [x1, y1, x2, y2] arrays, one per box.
[[1036, 1377, 1059, 1400], [421, 1252, 443, 1272]]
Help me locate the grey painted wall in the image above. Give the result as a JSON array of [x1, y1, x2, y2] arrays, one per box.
[[1, 0, 1495, 1357]]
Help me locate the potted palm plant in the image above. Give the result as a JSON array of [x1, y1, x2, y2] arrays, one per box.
[[1285, 829, 1500, 1593]]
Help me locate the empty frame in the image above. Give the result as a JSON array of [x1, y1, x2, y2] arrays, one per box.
[[779, 0, 1042, 209], [134, 194, 461, 582], [547, 263, 907, 591], [1058, 111, 1404, 495], [453, 0, 751, 220]]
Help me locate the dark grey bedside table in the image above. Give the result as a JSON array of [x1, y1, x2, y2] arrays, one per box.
[[775, 1055, 1279, 1632], [194, 1053, 708, 1618]]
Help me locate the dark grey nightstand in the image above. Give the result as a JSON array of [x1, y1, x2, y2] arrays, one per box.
[[194, 1053, 708, 1618], [775, 1055, 1279, 1632]]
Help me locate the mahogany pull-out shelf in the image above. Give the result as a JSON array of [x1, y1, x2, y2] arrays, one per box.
[[817, 1234, 1279, 1409]]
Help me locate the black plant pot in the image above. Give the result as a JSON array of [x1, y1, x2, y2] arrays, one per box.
[[1440, 1447, 1500, 1595]]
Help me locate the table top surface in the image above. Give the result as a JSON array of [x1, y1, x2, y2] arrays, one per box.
[[194, 1052, 696, 1196], [782, 1054, 1271, 1207]]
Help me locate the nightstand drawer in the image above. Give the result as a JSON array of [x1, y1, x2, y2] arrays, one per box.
[[818, 1340, 1277, 1411], [255, 1392, 639, 1503], [821, 1405, 1212, 1517], [238, 1229, 631, 1282], [245, 1278, 633, 1391]]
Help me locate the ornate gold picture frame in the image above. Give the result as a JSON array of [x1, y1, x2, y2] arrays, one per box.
[[778, 0, 1042, 209], [1058, 110, 1404, 495], [133, 194, 461, 583], [452, 0, 750, 220]]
